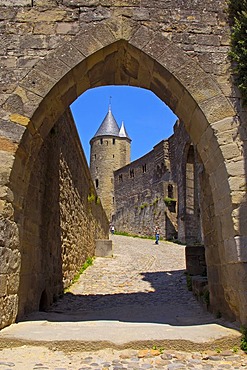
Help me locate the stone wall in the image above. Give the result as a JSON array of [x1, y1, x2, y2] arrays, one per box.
[[1, 109, 109, 326], [113, 139, 178, 239], [168, 121, 203, 245], [113, 120, 203, 244]]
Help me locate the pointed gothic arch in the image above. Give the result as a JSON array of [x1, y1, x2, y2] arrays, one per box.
[[1, 20, 246, 325]]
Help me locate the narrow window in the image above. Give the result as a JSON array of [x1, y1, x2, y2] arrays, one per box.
[[113, 138, 115, 145], [95, 179, 99, 188], [119, 174, 123, 182], [130, 169, 134, 178], [168, 184, 174, 198], [113, 197, 115, 204], [142, 164, 147, 173], [100, 138, 103, 145], [113, 154, 115, 158], [94, 154, 96, 159]]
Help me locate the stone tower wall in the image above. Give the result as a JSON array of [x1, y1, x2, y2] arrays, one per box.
[[90, 136, 130, 220]]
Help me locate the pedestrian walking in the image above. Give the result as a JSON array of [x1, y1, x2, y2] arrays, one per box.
[[154, 226, 160, 244], [110, 224, 115, 234]]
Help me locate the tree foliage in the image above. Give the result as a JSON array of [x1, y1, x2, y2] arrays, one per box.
[[228, 0, 247, 104]]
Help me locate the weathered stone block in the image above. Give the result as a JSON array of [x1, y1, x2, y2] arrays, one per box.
[[56, 22, 79, 35], [226, 160, 245, 177], [0, 121, 25, 142], [95, 239, 113, 257], [0, 0, 31, 5], [0, 274, 7, 297], [186, 245, 206, 276], [20, 68, 56, 98], [199, 95, 235, 124], [72, 29, 103, 57]]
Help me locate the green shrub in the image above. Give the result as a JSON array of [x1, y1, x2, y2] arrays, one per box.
[[140, 202, 148, 209], [185, 273, 192, 291], [203, 290, 210, 306], [87, 193, 96, 203], [164, 197, 176, 206], [228, 0, 247, 104], [240, 326, 247, 353]]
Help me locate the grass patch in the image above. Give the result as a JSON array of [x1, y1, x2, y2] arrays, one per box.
[[65, 257, 94, 293], [114, 230, 157, 240]]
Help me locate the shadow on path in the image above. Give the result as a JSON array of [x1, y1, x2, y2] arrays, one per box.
[[19, 270, 234, 329]]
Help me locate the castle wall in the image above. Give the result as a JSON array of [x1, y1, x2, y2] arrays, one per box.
[[113, 140, 178, 239], [113, 121, 203, 245], [16, 109, 109, 320]]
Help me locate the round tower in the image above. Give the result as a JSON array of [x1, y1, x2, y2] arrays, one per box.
[[90, 106, 131, 221]]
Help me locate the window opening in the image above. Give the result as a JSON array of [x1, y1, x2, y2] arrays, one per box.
[[168, 184, 174, 198]]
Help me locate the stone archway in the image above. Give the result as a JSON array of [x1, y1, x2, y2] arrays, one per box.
[[1, 20, 246, 326]]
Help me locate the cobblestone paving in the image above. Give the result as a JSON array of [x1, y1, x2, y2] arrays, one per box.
[[49, 235, 227, 326], [0, 235, 246, 369], [0, 346, 247, 370]]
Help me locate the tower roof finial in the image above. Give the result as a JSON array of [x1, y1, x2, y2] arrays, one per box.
[[109, 96, 112, 111]]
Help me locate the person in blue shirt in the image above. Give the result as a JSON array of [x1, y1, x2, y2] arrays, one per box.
[[155, 226, 160, 244]]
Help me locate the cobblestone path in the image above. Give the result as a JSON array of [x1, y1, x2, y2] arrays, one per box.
[[0, 235, 246, 369], [50, 235, 215, 325]]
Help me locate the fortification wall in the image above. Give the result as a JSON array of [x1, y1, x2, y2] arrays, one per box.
[[1, 109, 109, 327], [113, 139, 178, 239], [113, 121, 203, 244]]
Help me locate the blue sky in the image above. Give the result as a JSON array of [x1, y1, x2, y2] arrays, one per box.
[[70, 86, 177, 163]]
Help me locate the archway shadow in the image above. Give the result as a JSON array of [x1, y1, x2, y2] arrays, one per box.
[[18, 269, 236, 329]]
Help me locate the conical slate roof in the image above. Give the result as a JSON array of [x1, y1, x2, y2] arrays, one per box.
[[119, 121, 131, 140], [92, 107, 120, 138]]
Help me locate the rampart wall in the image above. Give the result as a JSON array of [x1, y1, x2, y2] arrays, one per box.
[[1, 109, 109, 328]]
